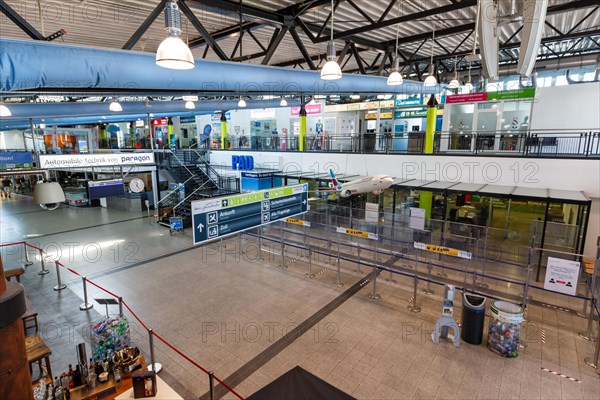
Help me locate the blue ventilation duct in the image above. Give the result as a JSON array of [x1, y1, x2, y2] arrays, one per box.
[[1, 99, 300, 120], [0, 39, 437, 95]]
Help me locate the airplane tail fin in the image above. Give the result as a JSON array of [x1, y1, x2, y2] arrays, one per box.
[[329, 169, 342, 190]]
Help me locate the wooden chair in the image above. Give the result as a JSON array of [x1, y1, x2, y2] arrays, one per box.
[[22, 313, 52, 379]]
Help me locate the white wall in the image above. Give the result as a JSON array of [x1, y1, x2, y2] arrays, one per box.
[[530, 82, 600, 130], [585, 198, 600, 258], [0, 131, 26, 149]]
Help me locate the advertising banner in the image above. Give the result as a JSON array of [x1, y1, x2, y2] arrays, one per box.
[[39, 153, 155, 168], [291, 103, 322, 116], [0, 151, 33, 168]]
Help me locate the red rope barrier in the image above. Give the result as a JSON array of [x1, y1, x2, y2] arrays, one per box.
[[120, 300, 148, 331], [85, 278, 120, 299], [0, 241, 25, 247], [152, 333, 245, 400], [25, 243, 43, 252], [2, 241, 245, 399]]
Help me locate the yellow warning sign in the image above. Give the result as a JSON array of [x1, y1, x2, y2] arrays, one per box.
[[414, 242, 472, 259], [285, 218, 310, 227]]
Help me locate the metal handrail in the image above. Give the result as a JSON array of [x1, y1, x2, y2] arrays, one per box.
[[172, 180, 212, 213], [155, 175, 195, 208]]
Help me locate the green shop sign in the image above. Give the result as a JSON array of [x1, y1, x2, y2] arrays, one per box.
[[395, 110, 428, 118], [487, 88, 536, 101]]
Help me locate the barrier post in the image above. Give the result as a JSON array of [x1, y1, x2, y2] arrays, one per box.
[[148, 328, 159, 373], [38, 249, 49, 275], [407, 274, 421, 313], [584, 316, 600, 371], [522, 247, 534, 324], [209, 371, 215, 400], [368, 270, 380, 300], [305, 248, 314, 278], [579, 244, 600, 341], [53, 261, 66, 291], [332, 249, 343, 288], [278, 225, 287, 269], [385, 268, 397, 284], [422, 261, 434, 295], [475, 231, 489, 289], [258, 227, 263, 261], [118, 297, 124, 318], [79, 276, 93, 311], [238, 232, 243, 255], [327, 239, 332, 265], [354, 245, 363, 275], [23, 243, 33, 266]]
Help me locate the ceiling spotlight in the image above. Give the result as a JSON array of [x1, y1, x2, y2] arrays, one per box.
[[448, 79, 460, 89], [109, 98, 122, 112], [350, 94, 361, 100], [280, 98, 288, 107], [238, 98, 247, 108], [464, 82, 473, 92], [387, 2, 403, 86], [182, 95, 198, 102], [156, 1, 195, 70], [424, 23, 438, 87], [320, 0, 342, 80], [185, 101, 195, 110]]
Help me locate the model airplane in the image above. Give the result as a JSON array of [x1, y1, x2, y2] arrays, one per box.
[[328, 169, 394, 197]]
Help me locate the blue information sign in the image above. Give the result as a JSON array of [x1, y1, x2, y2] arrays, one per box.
[[191, 184, 309, 245]]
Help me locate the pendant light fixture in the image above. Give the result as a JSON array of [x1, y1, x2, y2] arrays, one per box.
[[156, 0, 195, 70], [109, 98, 122, 112], [320, 0, 342, 80], [280, 97, 288, 107], [423, 22, 438, 87], [387, 1, 403, 86], [238, 98, 247, 108], [183, 95, 197, 109], [448, 57, 460, 89], [464, 61, 474, 92], [0, 99, 11, 117]]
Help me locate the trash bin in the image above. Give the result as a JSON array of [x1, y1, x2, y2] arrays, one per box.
[[461, 294, 486, 345], [487, 300, 524, 358]]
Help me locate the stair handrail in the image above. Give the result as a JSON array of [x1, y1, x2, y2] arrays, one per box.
[[188, 148, 222, 189], [155, 175, 195, 208], [172, 180, 212, 214]]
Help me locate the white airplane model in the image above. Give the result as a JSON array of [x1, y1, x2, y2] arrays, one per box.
[[328, 169, 394, 197]]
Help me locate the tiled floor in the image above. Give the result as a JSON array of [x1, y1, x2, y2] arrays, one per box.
[[2, 195, 599, 399]]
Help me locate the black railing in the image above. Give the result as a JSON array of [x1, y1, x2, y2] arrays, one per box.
[[210, 129, 600, 157]]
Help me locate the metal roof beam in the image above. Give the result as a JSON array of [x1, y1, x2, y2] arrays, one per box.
[[184, 0, 284, 24], [261, 26, 289, 65], [179, 0, 229, 60], [0, 0, 44, 40], [122, 0, 166, 50], [289, 28, 317, 70]]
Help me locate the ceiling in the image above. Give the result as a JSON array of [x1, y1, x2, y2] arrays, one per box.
[[0, 0, 599, 83]]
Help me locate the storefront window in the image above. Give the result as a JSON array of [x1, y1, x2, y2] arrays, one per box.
[[447, 103, 474, 150]]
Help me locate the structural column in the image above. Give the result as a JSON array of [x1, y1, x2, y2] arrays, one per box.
[[420, 95, 439, 219], [220, 113, 228, 150], [168, 117, 175, 150], [0, 256, 33, 400], [299, 103, 307, 152]]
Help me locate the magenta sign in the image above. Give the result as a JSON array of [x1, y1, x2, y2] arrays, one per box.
[[290, 103, 322, 116], [446, 92, 488, 104]]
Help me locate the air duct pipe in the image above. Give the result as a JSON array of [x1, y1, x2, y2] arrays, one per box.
[[0, 39, 437, 95]]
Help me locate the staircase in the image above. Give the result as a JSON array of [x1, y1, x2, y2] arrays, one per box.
[[156, 149, 239, 228]]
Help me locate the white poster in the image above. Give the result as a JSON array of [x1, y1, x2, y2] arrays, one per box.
[[39, 153, 155, 169], [365, 202, 379, 222], [409, 207, 426, 231], [544, 257, 580, 296]]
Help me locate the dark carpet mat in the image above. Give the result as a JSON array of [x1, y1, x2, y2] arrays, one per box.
[[247, 366, 355, 400]]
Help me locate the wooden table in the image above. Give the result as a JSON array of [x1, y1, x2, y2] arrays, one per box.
[[25, 334, 52, 381], [69, 357, 146, 400]]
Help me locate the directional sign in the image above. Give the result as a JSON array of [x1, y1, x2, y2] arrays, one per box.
[[192, 184, 309, 245], [336, 227, 378, 240], [413, 242, 472, 260], [285, 218, 311, 227]]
